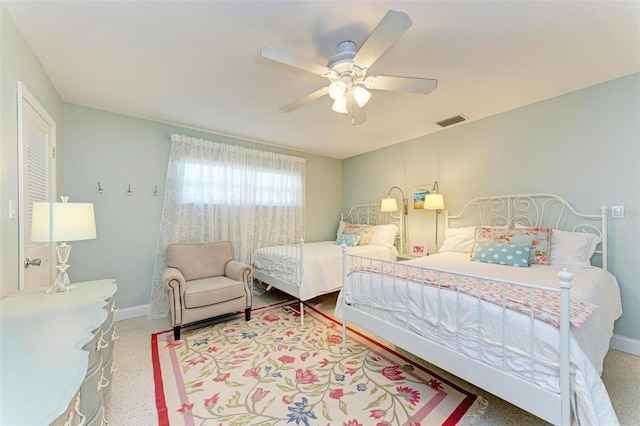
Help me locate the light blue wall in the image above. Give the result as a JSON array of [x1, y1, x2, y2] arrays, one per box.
[[343, 73, 640, 340], [0, 5, 65, 297], [63, 105, 342, 310]]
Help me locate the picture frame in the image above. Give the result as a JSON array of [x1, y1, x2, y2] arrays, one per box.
[[409, 242, 428, 257], [412, 185, 432, 211]]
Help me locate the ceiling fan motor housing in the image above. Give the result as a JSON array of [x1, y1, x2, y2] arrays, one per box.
[[328, 40, 357, 74]]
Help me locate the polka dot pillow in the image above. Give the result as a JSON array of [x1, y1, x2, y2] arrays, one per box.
[[335, 234, 361, 247], [473, 227, 551, 265], [471, 242, 531, 267]]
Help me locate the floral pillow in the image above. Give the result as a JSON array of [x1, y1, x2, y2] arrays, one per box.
[[342, 223, 375, 246], [335, 234, 361, 247], [473, 227, 551, 265]]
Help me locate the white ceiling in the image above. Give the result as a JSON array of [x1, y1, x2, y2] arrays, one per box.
[[5, 1, 639, 159]]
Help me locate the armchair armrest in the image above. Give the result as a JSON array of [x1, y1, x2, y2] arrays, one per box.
[[162, 267, 186, 326], [225, 260, 251, 283], [162, 267, 186, 291]]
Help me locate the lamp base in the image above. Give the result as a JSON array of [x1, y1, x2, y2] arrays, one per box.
[[46, 284, 78, 294], [46, 264, 76, 294]]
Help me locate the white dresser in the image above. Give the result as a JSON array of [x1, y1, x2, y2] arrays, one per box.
[[0, 279, 118, 425]]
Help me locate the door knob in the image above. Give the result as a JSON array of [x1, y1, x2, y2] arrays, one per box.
[[24, 258, 42, 268]]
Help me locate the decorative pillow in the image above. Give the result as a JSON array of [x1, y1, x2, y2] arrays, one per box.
[[474, 227, 551, 265], [471, 242, 531, 267], [334, 234, 361, 247], [439, 227, 476, 253], [370, 224, 399, 248], [549, 229, 601, 267], [342, 223, 375, 246]]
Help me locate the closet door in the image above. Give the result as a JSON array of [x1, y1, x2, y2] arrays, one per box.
[[18, 82, 57, 290]]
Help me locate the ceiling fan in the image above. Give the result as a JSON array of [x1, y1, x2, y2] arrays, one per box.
[[261, 10, 438, 125]]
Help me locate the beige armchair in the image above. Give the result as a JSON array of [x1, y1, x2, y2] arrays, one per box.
[[162, 241, 252, 340]]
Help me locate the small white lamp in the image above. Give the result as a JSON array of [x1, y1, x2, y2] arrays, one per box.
[[31, 196, 97, 293], [424, 181, 445, 247]]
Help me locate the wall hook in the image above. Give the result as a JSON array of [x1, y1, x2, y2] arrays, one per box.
[[153, 185, 159, 197], [127, 184, 133, 195], [98, 181, 103, 194]]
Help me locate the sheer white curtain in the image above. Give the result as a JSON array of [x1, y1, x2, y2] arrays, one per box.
[[149, 133, 306, 319]]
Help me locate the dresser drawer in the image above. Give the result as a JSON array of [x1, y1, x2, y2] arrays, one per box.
[[100, 320, 116, 363], [80, 361, 107, 422], [83, 326, 103, 371], [85, 398, 104, 426], [50, 392, 77, 426], [105, 298, 115, 327], [102, 354, 115, 403]]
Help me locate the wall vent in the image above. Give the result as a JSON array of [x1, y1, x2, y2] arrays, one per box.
[[436, 114, 467, 128]]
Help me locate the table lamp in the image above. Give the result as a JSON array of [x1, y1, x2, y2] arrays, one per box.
[[31, 196, 97, 293]]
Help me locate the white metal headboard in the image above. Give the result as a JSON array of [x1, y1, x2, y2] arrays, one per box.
[[341, 203, 404, 252], [445, 194, 608, 270], [341, 204, 382, 225]]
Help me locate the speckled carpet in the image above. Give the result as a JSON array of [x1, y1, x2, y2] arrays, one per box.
[[152, 302, 487, 425]]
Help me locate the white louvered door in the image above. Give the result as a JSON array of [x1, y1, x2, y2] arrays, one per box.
[[18, 82, 56, 290]]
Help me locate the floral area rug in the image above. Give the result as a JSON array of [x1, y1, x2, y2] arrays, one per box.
[[152, 302, 487, 426]]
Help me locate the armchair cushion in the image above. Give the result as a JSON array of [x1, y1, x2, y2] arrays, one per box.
[[184, 276, 247, 309], [166, 241, 233, 281]]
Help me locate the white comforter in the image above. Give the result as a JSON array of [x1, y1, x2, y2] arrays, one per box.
[[253, 241, 397, 301], [335, 252, 622, 425]]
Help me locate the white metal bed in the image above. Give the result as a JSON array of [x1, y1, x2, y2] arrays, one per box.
[[338, 194, 622, 425], [252, 204, 399, 323]]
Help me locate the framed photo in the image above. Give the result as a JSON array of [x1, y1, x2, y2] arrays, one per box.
[[409, 242, 428, 257], [412, 185, 432, 211]]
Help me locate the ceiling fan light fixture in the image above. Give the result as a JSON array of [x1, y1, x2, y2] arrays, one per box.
[[328, 80, 347, 100], [332, 97, 348, 114], [353, 86, 372, 107]]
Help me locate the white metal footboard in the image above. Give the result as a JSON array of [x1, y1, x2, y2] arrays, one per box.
[[252, 238, 306, 321], [340, 249, 573, 425]]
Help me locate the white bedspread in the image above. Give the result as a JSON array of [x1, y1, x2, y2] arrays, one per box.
[[335, 252, 622, 425], [253, 241, 397, 301]]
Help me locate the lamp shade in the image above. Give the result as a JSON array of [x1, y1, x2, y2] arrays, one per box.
[[423, 193, 445, 210], [332, 97, 348, 114], [31, 202, 97, 242], [353, 86, 372, 107], [380, 197, 399, 212]]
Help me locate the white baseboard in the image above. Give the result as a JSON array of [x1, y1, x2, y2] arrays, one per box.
[[114, 304, 149, 322], [610, 334, 640, 356]]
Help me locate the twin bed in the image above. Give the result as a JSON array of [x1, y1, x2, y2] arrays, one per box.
[[251, 194, 622, 424], [337, 194, 621, 425], [251, 204, 399, 322]]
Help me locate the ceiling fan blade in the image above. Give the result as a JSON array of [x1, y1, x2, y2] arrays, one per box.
[[279, 86, 329, 113], [347, 91, 367, 125], [364, 75, 438, 94], [352, 10, 412, 70], [261, 46, 337, 78]]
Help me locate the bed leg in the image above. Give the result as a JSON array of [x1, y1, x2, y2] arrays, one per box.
[[300, 301, 304, 326], [341, 319, 347, 353], [559, 269, 573, 426]]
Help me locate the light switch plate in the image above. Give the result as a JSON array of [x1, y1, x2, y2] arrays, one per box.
[[8, 200, 16, 219], [611, 205, 625, 219]]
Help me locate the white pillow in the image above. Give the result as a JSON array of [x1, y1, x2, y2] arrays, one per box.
[[549, 229, 601, 267], [370, 224, 399, 248], [439, 227, 476, 253]]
